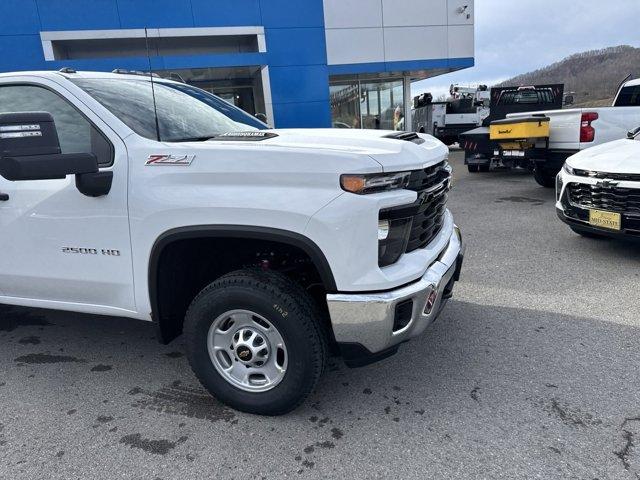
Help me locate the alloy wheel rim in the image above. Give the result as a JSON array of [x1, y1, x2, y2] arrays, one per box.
[[207, 309, 288, 392]]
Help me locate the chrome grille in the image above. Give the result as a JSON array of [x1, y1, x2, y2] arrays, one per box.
[[405, 161, 451, 253], [568, 182, 640, 214]]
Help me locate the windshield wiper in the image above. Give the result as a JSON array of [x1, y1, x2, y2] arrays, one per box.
[[170, 135, 219, 142]]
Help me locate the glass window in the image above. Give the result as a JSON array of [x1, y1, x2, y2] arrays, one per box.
[[73, 78, 260, 142], [360, 80, 404, 131], [616, 86, 640, 107], [330, 83, 360, 129], [0, 84, 113, 166], [497, 89, 556, 105]]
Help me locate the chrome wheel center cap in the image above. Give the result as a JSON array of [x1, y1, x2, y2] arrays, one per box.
[[232, 327, 269, 367]]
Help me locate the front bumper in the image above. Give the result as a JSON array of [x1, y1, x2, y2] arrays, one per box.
[[327, 225, 464, 367], [556, 170, 640, 239]]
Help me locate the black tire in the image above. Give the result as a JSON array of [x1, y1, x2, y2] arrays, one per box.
[[467, 164, 480, 173], [184, 269, 328, 416], [533, 167, 556, 188], [478, 164, 490, 173], [570, 226, 606, 239]]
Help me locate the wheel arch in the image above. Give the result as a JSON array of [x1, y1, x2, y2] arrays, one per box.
[[148, 225, 337, 343]]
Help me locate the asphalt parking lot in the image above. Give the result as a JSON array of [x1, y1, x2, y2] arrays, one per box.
[[1, 150, 640, 480]]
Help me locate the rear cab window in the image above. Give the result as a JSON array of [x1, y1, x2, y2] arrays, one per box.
[[615, 86, 640, 106]]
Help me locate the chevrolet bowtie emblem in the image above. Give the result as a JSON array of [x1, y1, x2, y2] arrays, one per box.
[[596, 180, 619, 189]]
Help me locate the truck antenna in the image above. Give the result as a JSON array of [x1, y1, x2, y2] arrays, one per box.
[[144, 27, 161, 142]]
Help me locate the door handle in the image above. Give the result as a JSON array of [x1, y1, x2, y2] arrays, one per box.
[[0, 193, 9, 201]]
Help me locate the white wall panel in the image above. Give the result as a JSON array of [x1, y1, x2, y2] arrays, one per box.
[[323, 0, 474, 65], [384, 26, 447, 62], [448, 25, 474, 58], [325, 28, 385, 65], [448, 0, 475, 25], [323, 0, 382, 29], [381, 0, 447, 27]]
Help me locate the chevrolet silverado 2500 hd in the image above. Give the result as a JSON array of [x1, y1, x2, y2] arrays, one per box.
[[0, 70, 463, 415]]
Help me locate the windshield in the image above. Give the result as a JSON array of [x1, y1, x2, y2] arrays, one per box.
[[73, 78, 264, 142]]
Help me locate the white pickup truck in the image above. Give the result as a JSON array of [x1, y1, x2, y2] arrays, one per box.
[[506, 78, 640, 187], [0, 70, 463, 415]]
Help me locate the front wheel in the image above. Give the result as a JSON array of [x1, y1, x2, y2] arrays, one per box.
[[467, 164, 480, 173], [533, 167, 556, 188], [184, 270, 328, 415]]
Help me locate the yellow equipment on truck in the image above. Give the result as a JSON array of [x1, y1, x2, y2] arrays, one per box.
[[489, 115, 550, 153]]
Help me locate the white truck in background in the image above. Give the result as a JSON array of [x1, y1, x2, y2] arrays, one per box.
[[506, 77, 640, 187]]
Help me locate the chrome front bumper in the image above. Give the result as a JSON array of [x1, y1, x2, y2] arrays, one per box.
[[326, 226, 464, 361]]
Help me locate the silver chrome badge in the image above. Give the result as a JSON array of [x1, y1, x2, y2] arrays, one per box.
[[145, 154, 195, 166]]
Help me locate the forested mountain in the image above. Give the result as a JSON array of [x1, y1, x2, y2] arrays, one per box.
[[496, 45, 640, 106]]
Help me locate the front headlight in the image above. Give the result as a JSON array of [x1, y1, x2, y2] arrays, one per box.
[[556, 172, 563, 201], [563, 162, 575, 175], [341, 171, 411, 195]]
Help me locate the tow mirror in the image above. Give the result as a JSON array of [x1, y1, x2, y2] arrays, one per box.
[[0, 112, 111, 196]]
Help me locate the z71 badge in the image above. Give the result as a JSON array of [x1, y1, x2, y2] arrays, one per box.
[[145, 154, 195, 166]]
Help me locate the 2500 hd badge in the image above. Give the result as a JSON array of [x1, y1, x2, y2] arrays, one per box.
[[62, 247, 121, 256]]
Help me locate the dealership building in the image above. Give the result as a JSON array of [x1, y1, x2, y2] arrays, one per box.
[[0, 0, 474, 129]]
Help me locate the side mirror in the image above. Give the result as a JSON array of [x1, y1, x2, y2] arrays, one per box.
[[627, 126, 640, 139], [0, 112, 111, 196], [255, 113, 268, 123]]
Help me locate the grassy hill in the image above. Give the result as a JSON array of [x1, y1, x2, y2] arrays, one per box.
[[496, 45, 640, 107]]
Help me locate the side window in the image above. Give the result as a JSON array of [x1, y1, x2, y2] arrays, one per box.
[[0, 84, 113, 166]]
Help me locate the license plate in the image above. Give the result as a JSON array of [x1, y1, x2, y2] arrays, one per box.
[[504, 150, 525, 157], [588, 209, 621, 230]]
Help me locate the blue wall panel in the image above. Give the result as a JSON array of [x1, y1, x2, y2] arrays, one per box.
[[0, 0, 40, 35], [273, 101, 331, 129], [269, 65, 329, 104], [258, 0, 324, 28], [117, 0, 194, 28], [265, 28, 327, 67], [37, 0, 121, 31], [191, 0, 262, 27], [0, 35, 49, 71]]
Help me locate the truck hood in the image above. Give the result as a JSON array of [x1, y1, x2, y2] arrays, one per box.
[[212, 128, 449, 172], [566, 138, 640, 174]]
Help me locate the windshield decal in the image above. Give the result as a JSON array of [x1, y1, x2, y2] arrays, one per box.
[[146, 154, 195, 166]]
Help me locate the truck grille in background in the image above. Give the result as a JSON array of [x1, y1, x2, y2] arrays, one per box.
[[404, 161, 451, 252], [568, 183, 640, 214], [573, 169, 640, 182]]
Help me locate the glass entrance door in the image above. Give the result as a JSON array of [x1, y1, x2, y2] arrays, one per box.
[[330, 78, 405, 130]]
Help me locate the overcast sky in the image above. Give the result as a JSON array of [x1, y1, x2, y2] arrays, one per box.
[[413, 0, 640, 99]]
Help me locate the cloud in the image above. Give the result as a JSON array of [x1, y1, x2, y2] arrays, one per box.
[[413, 0, 640, 98]]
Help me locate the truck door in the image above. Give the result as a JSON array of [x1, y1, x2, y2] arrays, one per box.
[[0, 79, 135, 313]]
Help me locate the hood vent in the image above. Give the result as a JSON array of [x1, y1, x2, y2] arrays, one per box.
[[382, 132, 425, 145]]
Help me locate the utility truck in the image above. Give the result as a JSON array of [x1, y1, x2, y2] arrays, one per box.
[[0, 70, 463, 415], [413, 84, 490, 145]]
